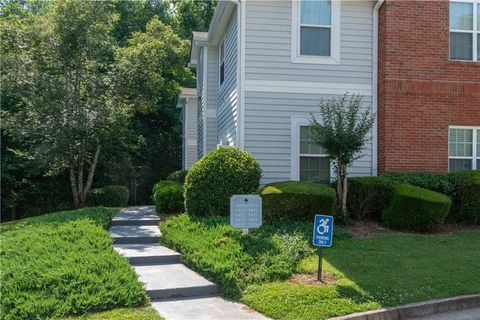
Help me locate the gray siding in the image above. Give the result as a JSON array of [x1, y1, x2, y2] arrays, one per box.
[[206, 47, 219, 153], [217, 10, 238, 146], [197, 48, 205, 159], [243, 0, 375, 184]]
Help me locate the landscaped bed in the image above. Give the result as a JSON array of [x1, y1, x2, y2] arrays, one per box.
[[0, 207, 158, 320], [161, 214, 480, 320]]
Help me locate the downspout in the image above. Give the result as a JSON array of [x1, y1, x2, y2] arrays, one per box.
[[372, 0, 385, 176]]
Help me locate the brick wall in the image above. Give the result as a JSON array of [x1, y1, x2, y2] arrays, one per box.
[[377, 0, 480, 174]]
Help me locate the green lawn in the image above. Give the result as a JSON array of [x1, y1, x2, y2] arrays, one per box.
[[161, 214, 480, 320], [0, 207, 150, 320]]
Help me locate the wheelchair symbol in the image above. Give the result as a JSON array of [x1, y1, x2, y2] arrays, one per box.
[[316, 218, 330, 235]]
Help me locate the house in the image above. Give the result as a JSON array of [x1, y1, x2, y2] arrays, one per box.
[[178, 0, 480, 185]]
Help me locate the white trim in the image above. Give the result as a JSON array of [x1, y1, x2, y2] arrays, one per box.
[[202, 47, 208, 156], [245, 79, 372, 96], [291, 0, 341, 65], [448, 125, 480, 171], [239, 0, 246, 149], [449, 0, 480, 61], [290, 116, 333, 182]]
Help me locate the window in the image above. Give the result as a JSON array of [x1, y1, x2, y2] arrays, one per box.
[[219, 40, 225, 85], [291, 0, 340, 64], [291, 117, 331, 183], [449, 126, 479, 171], [450, 0, 479, 61]]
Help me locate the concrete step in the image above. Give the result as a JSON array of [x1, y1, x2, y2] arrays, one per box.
[[109, 225, 161, 244], [134, 264, 219, 300], [152, 296, 269, 320], [111, 207, 160, 226], [113, 244, 180, 265]]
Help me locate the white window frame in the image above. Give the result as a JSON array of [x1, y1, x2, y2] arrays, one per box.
[[291, 116, 333, 182], [219, 38, 225, 86], [448, 125, 479, 171], [291, 0, 341, 65], [449, 0, 479, 61]]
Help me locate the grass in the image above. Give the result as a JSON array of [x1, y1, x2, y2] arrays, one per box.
[[0, 207, 149, 320], [242, 231, 480, 320], [64, 307, 164, 320]]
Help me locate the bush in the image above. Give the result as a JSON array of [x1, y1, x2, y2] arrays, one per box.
[[259, 181, 336, 221], [153, 181, 184, 214], [448, 170, 480, 224], [382, 184, 452, 231], [167, 170, 189, 184], [347, 176, 397, 221], [184, 147, 262, 216], [383, 172, 455, 196], [86, 185, 129, 207]]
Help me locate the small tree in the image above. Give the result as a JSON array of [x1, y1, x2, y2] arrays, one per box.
[[310, 94, 375, 221]]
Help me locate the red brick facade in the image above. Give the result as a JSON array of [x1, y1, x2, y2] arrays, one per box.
[[377, 0, 480, 174]]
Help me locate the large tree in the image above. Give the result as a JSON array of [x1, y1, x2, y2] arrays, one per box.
[[2, 0, 130, 208]]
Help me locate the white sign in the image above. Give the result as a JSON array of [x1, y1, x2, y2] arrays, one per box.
[[230, 195, 262, 229]]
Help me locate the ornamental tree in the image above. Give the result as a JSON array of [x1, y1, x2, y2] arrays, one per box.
[[310, 94, 375, 221]]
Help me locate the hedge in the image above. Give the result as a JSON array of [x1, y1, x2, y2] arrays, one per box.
[[167, 170, 189, 184], [382, 184, 452, 231], [184, 147, 262, 216], [448, 170, 480, 224], [347, 176, 397, 221], [259, 181, 336, 221], [86, 185, 129, 207], [383, 172, 455, 196], [153, 181, 184, 214]]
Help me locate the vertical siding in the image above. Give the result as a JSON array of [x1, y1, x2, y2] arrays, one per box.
[[217, 10, 238, 146], [206, 47, 219, 153], [197, 48, 205, 159], [243, 0, 375, 184]]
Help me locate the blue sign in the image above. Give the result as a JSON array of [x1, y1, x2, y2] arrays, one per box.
[[313, 215, 334, 247]]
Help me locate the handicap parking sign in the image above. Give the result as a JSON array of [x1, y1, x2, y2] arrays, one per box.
[[313, 215, 334, 247]]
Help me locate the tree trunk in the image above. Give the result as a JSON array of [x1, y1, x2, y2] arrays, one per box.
[[342, 170, 348, 220], [79, 144, 101, 207], [11, 207, 17, 221], [69, 167, 80, 208], [336, 162, 348, 222]]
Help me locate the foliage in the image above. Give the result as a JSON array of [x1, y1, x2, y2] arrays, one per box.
[[184, 147, 262, 216], [86, 185, 130, 207], [160, 214, 316, 299], [170, 0, 217, 38], [382, 184, 452, 231], [243, 231, 480, 320], [0, 207, 148, 319], [259, 181, 336, 221], [153, 181, 184, 214], [347, 176, 397, 221], [167, 170, 189, 184], [383, 172, 455, 196], [65, 307, 164, 320], [310, 94, 375, 220], [448, 170, 480, 224]]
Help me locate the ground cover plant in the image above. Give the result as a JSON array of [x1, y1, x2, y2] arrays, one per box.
[[0, 207, 148, 319], [64, 307, 164, 320], [242, 231, 480, 320]]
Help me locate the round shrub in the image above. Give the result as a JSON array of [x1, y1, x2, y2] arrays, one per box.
[[347, 176, 397, 221], [382, 184, 451, 231], [86, 185, 129, 207], [167, 170, 189, 184], [153, 181, 184, 214], [259, 181, 336, 221], [184, 147, 262, 216]]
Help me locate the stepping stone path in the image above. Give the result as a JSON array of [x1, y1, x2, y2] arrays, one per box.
[[110, 207, 269, 320]]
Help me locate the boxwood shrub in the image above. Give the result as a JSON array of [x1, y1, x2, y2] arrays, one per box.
[[167, 170, 189, 184], [259, 181, 336, 221], [184, 147, 262, 216], [347, 176, 397, 221], [382, 184, 452, 231], [448, 170, 480, 224], [383, 172, 455, 197], [86, 185, 129, 207], [153, 181, 184, 214]]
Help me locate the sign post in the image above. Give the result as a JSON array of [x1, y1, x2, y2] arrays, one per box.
[[230, 195, 262, 233], [312, 214, 334, 282]]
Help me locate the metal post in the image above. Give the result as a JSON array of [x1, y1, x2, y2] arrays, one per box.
[[317, 247, 323, 282]]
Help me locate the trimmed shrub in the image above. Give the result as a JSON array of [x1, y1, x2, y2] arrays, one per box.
[[153, 181, 184, 214], [382, 184, 452, 231], [86, 185, 129, 207], [347, 176, 397, 221], [383, 172, 455, 197], [167, 170, 189, 184], [448, 170, 480, 224], [184, 147, 262, 216], [259, 181, 336, 221]]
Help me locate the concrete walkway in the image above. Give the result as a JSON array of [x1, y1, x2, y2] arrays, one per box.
[[110, 207, 268, 320]]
